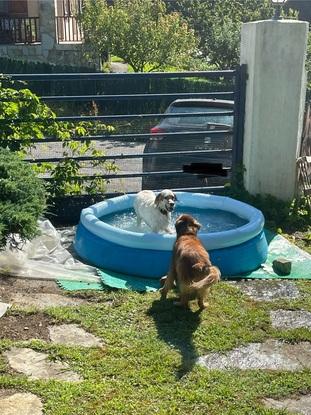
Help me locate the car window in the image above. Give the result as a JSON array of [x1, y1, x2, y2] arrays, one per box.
[[167, 105, 233, 127]]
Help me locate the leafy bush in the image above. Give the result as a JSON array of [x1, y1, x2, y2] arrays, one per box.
[[0, 56, 95, 74], [226, 165, 311, 233], [0, 76, 117, 198], [0, 148, 46, 248]]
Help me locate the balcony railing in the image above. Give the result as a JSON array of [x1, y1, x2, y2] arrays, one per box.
[[0, 16, 40, 44], [56, 16, 82, 43]]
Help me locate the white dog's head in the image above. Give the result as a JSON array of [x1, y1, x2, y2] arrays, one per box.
[[154, 189, 177, 214]]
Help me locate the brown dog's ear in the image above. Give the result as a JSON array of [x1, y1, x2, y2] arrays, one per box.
[[175, 215, 183, 226], [155, 192, 163, 206], [193, 219, 201, 230], [175, 216, 186, 235]]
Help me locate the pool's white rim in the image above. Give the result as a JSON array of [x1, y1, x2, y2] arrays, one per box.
[[80, 192, 265, 251]]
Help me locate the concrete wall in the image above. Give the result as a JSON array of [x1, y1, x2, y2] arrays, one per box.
[[28, 0, 39, 16], [240, 19, 309, 201], [0, 0, 97, 69]]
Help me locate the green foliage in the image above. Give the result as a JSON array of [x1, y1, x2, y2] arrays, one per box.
[[0, 56, 95, 74], [81, 0, 198, 72], [0, 77, 117, 198], [0, 148, 46, 248], [225, 165, 311, 234], [164, 0, 296, 69]]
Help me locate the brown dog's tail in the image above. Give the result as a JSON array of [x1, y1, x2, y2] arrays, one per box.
[[190, 266, 221, 289]]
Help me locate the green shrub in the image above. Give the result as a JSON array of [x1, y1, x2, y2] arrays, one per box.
[[0, 76, 117, 198], [225, 165, 311, 233], [0, 148, 46, 248], [0, 56, 95, 74]]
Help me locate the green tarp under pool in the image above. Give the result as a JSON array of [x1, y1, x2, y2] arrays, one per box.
[[57, 230, 311, 292]]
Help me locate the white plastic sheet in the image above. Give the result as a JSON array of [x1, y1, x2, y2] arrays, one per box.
[[0, 219, 100, 283]]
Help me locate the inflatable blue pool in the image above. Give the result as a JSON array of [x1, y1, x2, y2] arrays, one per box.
[[74, 192, 268, 278]]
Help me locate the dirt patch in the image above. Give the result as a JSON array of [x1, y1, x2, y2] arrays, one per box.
[[0, 312, 53, 341], [0, 389, 18, 399]]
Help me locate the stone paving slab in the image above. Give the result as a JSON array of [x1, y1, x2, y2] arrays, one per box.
[[0, 277, 62, 297], [234, 280, 300, 301], [48, 324, 104, 347], [197, 340, 311, 371], [271, 310, 311, 330], [263, 395, 311, 415], [0, 391, 43, 415], [7, 292, 87, 309], [3, 347, 82, 381]]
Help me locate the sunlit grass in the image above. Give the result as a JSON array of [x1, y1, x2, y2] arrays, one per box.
[[0, 281, 311, 413]]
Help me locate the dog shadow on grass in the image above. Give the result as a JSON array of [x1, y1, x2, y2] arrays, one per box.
[[147, 297, 202, 379]]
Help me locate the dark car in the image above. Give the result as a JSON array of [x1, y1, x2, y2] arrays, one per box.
[[142, 99, 234, 190]]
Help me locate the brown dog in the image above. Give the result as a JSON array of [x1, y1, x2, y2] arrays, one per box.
[[160, 214, 220, 310]]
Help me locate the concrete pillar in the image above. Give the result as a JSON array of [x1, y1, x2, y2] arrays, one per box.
[[240, 19, 308, 201], [39, 0, 57, 48]]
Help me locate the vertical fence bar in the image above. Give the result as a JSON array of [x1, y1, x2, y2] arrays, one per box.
[[14, 18, 18, 43], [24, 19, 27, 43], [232, 64, 247, 170], [35, 17, 38, 42]]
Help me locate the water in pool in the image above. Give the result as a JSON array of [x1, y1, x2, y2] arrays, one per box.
[[101, 206, 247, 233]]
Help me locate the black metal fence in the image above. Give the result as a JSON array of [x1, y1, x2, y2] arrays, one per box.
[[2, 67, 246, 223], [0, 17, 40, 44]]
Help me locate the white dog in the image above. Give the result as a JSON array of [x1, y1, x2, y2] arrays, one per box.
[[133, 189, 177, 233]]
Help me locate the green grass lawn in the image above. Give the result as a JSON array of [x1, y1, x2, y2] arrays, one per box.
[[1, 281, 311, 414]]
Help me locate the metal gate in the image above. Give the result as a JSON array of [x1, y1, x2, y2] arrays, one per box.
[[1, 66, 246, 222]]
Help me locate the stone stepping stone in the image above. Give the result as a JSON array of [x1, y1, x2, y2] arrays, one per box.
[[197, 339, 311, 371], [271, 310, 311, 330], [8, 293, 86, 309], [48, 324, 104, 347], [0, 391, 43, 415], [235, 280, 300, 301], [3, 347, 81, 382], [263, 395, 311, 415]]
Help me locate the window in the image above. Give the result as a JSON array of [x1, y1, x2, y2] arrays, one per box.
[[0, 0, 40, 44], [55, 0, 82, 43]]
